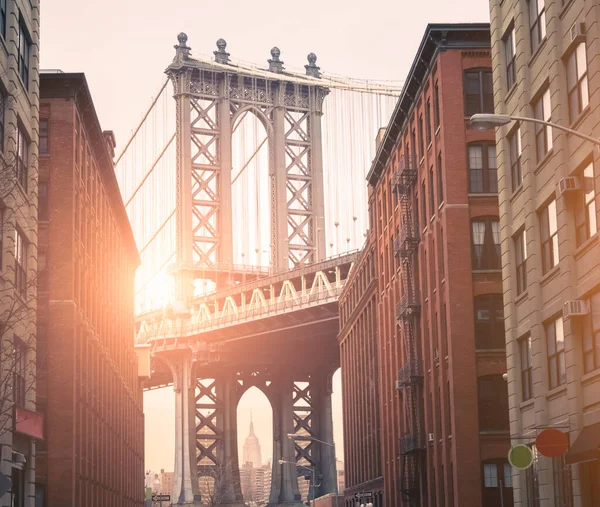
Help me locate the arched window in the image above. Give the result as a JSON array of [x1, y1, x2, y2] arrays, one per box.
[[474, 294, 505, 349]]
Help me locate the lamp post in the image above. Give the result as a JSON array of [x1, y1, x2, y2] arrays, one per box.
[[287, 434, 338, 507], [278, 459, 316, 507], [469, 113, 600, 146]]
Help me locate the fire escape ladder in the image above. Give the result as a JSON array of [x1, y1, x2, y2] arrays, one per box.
[[394, 156, 425, 504]]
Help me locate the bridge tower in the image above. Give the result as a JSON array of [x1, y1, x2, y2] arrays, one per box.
[[168, 33, 328, 301], [161, 34, 336, 507]]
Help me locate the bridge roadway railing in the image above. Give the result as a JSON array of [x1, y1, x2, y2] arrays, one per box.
[[136, 251, 360, 343]]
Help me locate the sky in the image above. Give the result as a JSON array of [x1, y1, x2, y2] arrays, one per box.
[[41, 0, 491, 474]]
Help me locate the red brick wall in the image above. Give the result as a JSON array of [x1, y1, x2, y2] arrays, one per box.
[[37, 78, 144, 507], [368, 41, 509, 507]]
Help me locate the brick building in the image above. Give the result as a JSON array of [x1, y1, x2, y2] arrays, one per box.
[[0, 1, 40, 506], [342, 24, 513, 507], [488, 0, 600, 504], [338, 239, 382, 506], [36, 72, 144, 506]]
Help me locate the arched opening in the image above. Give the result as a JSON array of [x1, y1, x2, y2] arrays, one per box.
[[332, 368, 344, 494], [231, 109, 271, 268], [237, 386, 273, 504]]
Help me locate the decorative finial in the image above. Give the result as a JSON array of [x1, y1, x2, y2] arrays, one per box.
[[305, 53, 321, 78], [268, 47, 284, 73], [214, 38, 230, 64], [173, 32, 191, 63]]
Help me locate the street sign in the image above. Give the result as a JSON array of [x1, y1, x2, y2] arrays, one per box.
[[354, 492, 373, 500], [151, 494, 171, 501]]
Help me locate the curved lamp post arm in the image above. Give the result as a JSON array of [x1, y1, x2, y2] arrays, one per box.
[[287, 434, 335, 447], [509, 115, 600, 146], [470, 113, 600, 146]]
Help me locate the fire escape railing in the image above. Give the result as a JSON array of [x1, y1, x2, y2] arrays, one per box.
[[394, 155, 425, 504]]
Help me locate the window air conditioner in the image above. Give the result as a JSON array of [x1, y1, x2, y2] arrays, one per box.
[[395, 380, 402, 390], [428, 433, 435, 443], [557, 177, 581, 197], [570, 22, 585, 43], [563, 300, 589, 320]]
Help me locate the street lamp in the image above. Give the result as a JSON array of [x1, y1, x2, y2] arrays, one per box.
[[286, 435, 339, 507], [470, 113, 600, 146], [278, 459, 317, 507]]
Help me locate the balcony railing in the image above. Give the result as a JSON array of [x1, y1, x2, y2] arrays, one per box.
[[394, 226, 419, 258], [399, 433, 425, 455], [392, 157, 418, 195], [396, 292, 421, 321], [397, 359, 423, 387]]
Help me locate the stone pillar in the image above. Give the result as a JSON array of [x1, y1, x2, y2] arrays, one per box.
[[309, 87, 327, 262], [168, 354, 200, 505], [170, 65, 194, 303], [218, 75, 234, 271], [270, 374, 303, 506], [218, 374, 244, 506], [314, 371, 337, 496], [272, 84, 289, 270]]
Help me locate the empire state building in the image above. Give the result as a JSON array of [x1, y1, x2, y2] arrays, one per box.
[[243, 414, 262, 466]]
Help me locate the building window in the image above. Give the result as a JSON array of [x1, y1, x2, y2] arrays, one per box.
[[526, 446, 541, 507], [468, 143, 497, 193], [13, 337, 27, 407], [434, 82, 440, 129], [474, 294, 505, 349], [429, 166, 435, 218], [464, 70, 494, 116], [0, 89, 5, 153], [529, 0, 546, 53], [540, 199, 559, 273], [509, 127, 522, 191], [38, 182, 48, 221], [567, 42, 589, 123], [411, 128, 417, 170], [471, 218, 501, 270], [421, 180, 427, 230], [11, 463, 26, 507], [553, 455, 573, 507], [478, 376, 510, 431], [515, 228, 527, 295], [504, 463, 513, 488], [505, 27, 516, 89], [16, 125, 28, 191], [575, 162, 597, 246], [14, 228, 27, 296], [426, 100, 432, 146], [39, 119, 49, 154], [534, 87, 552, 162], [18, 19, 31, 89], [437, 153, 443, 205], [0, 0, 6, 41], [418, 114, 424, 159], [583, 292, 600, 373], [0, 207, 3, 271], [519, 335, 533, 401], [483, 463, 498, 487], [547, 316, 566, 389]]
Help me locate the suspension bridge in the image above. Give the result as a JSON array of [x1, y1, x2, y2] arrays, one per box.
[[115, 33, 400, 507]]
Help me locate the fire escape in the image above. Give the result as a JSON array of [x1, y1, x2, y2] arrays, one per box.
[[393, 156, 425, 505]]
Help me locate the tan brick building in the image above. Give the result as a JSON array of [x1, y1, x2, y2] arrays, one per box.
[[0, 1, 39, 506], [488, 0, 600, 505], [36, 72, 144, 506]]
